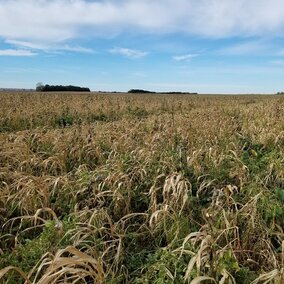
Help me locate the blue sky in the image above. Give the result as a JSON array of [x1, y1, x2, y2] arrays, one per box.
[[1, 0, 284, 93]]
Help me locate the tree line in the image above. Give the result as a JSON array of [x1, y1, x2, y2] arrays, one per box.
[[128, 89, 198, 94], [36, 83, 90, 92]]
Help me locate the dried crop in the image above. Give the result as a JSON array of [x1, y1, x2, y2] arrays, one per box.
[[0, 92, 284, 283]]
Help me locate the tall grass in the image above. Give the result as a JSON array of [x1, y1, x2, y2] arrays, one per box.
[[0, 92, 284, 283]]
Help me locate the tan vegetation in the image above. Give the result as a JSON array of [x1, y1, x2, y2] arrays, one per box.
[[0, 92, 284, 283]]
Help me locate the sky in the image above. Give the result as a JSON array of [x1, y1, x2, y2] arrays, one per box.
[[2, 0, 284, 93]]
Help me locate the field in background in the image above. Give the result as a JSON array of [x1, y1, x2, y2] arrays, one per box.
[[0, 92, 284, 283]]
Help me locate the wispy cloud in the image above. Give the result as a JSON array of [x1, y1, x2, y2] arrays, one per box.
[[173, 53, 198, 62], [109, 47, 148, 59], [6, 39, 94, 54], [5, 40, 46, 50], [0, 49, 37, 56], [218, 40, 269, 55], [59, 45, 94, 53], [270, 59, 284, 66]]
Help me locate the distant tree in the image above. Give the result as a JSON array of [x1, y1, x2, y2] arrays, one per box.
[[127, 89, 198, 95], [36, 82, 44, 92], [37, 84, 90, 92], [128, 89, 155, 94]]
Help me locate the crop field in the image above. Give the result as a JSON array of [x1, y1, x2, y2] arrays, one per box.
[[1, 92, 284, 283]]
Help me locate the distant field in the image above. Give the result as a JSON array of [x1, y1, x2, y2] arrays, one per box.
[[0, 92, 284, 283]]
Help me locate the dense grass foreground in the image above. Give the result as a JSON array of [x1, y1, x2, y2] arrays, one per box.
[[0, 92, 284, 283]]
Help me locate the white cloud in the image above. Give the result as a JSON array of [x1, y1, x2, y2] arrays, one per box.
[[109, 47, 148, 58], [59, 45, 94, 53], [5, 40, 46, 50], [218, 40, 270, 55], [0, 49, 37, 56], [6, 39, 94, 54], [173, 54, 198, 62], [1, 0, 284, 46], [270, 59, 284, 66]]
